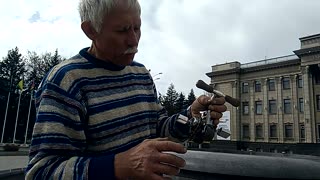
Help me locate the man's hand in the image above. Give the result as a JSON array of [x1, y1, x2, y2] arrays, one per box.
[[114, 138, 187, 180], [191, 95, 227, 127]]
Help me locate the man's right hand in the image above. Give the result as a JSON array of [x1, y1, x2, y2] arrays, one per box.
[[114, 138, 187, 180]]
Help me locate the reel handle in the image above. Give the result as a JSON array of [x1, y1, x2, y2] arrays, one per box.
[[196, 80, 240, 107]]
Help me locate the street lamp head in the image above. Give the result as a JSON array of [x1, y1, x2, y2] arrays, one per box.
[[152, 72, 163, 78]]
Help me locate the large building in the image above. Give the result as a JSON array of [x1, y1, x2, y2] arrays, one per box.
[[206, 33, 320, 144]]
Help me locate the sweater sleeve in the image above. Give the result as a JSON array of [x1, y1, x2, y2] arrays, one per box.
[[25, 81, 115, 180]]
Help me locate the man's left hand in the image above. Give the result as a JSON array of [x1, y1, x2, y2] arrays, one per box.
[[190, 95, 227, 127]]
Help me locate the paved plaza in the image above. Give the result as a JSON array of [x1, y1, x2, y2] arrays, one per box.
[[0, 156, 28, 171]]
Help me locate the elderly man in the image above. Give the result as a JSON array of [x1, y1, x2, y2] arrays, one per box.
[[26, 0, 226, 179]]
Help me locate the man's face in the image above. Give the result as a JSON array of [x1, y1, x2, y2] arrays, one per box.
[[93, 4, 141, 66]]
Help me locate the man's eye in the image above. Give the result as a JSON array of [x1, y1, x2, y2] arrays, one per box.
[[117, 27, 129, 33], [134, 27, 140, 31], [117, 29, 127, 33]]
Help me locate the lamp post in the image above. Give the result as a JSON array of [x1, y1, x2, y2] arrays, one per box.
[[152, 72, 163, 78], [152, 72, 162, 81]]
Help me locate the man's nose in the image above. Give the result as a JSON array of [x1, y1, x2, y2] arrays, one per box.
[[127, 29, 139, 46]]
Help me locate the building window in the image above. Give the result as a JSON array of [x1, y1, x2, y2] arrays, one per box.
[[268, 79, 275, 91], [317, 95, 320, 111], [297, 75, 303, 88], [282, 77, 290, 90], [255, 81, 261, 92], [270, 124, 277, 138], [299, 98, 304, 113], [242, 102, 249, 115], [242, 82, 249, 93], [284, 99, 291, 114], [255, 101, 262, 115], [300, 124, 305, 140], [269, 100, 277, 114], [243, 124, 250, 138], [255, 125, 263, 138], [284, 124, 293, 138]]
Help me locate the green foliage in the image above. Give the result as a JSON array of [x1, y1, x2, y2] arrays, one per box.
[[0, 47, 66, 143], [157, 92, 164, 106], [162, 83, 179, 116], [161, 84, 197, 116], [0, 47, 26, 92], [25, 49, 65, 90], [187, 89, 196, 106], [175, 92, 186, 113]]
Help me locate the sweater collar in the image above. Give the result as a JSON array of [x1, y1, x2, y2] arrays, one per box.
[[79, 47, 127, 71]]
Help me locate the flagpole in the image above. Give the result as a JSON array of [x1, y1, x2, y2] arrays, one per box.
[[13, 89, 23, 144], [1, 91, 11, 144], [23, 90, 33, 145], [1, 75, 13, 144]]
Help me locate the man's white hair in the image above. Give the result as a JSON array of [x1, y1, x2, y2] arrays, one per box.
[[78, 0, 141, 33]]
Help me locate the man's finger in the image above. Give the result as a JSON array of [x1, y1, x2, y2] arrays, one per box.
[[149, 173, 168, 180], [208, 104, 227, 112], [208, 97, 226, 105], [196, 95, 212, 106], [213, 119, 220, 126], [154, 141, 187, 154], [210, 111, 223, 119], [154, 162, 181, 176], [158, 152, 186, 168]]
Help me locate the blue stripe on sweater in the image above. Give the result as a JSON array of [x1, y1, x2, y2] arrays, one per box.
[[31, 135, 86, 148], [88, 94, 155, 113], [91, 122, 157, 145], [88, 110, 158, 131], [69, 73, 152, 96], [36, 114, 83, 131]]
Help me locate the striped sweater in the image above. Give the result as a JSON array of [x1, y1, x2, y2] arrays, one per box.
[[25, 48, 190, 180]]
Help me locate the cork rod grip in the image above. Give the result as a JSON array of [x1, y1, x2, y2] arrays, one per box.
[[196, 80, 240, 107]]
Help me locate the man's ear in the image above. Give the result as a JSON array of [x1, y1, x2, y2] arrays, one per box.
[[81, 21, 98, 41]]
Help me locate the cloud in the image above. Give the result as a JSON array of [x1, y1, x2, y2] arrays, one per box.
[[29, 11, 40, 23], [1, 0, 320, 97], [137, 0, 320, 96]]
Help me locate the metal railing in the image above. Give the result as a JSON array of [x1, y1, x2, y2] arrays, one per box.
[[0, 168, 25, 180], [241, 54, 299, 69]]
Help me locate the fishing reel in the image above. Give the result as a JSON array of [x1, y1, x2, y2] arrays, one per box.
[[177, 80, 240, 144]]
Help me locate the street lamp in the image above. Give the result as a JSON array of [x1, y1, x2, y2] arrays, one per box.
[[152, 72, 163, 78]]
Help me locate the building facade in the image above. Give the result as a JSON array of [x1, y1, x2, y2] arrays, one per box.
[[206, 33, 320, 144]]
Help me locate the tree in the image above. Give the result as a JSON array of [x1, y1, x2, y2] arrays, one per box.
[[0, 47, 27, 143], [158, 92, 164, 106], [25, 51, 43, 89], [41, 49, 65, 77], [162, 83, 179, 116], [175, 92, 186, 113], [0, 47, 26, 91], [187, 88, 196, 106], [25, 49, 65, 89]]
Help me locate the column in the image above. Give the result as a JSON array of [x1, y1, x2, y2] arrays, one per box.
[[231, 80, 240, 141], [276, 77, 284, 143], [302, 66, 313, 143], [263, 78, 269, 142], [249, 80, 255, 142], [292, 75, 299, 142]]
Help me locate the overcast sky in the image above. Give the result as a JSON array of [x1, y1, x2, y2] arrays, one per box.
[[1, 0, 320, 96]]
